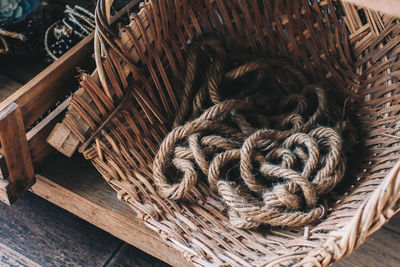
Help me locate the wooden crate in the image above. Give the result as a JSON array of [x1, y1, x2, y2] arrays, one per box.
[[0, 0, 137, 206], [0, 42, 190, 267], [0, 34, 93, 205], [0, 2, 188, 266]]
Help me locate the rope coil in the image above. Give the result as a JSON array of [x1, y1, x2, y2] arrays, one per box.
[[153, 36, 349, 229]]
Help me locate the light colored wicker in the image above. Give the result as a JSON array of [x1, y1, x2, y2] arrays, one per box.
[[344, 0, 400, 17], [50, 0, 400, 266]]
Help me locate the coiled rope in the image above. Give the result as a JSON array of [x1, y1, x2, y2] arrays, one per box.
[[153, 36, 348, 229]]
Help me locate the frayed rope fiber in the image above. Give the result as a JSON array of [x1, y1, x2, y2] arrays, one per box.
[[153, 35, 352, 229]]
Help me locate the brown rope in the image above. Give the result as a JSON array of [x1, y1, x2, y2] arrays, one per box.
[[0, 27, 26, 41], [153, 36, 347, 229], [0, 27, 26, 55]]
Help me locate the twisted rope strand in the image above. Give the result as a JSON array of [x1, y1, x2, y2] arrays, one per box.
[[153, 36, 348, 229]]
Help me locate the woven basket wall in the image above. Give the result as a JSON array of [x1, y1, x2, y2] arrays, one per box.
[[49, 0, 400, 266]]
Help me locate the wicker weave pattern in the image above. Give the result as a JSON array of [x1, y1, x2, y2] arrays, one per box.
[[53, 1, 400, 266]]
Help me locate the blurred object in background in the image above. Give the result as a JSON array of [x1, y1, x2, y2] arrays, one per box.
[[0, 0, 97, 58], [45, 5, 94, 61], [0, 0, 41, 54], [0, 0, 132, 59], [0, 0, 41, 25], [44, 0, 133, 61], [0, 0, 66, 56]]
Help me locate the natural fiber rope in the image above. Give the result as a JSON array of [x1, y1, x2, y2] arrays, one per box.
[[0, 27, 26, 41], [153, 36, 347, 229], [0, 27, 26, 55]]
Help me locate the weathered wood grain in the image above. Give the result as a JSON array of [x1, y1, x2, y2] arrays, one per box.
[[0, 75, 22, 102], [0, 192, 122, 267], [26, 97, 71, 166], [0, 103, 35, 204], [32, 154, 193, 267], [0, 33, 94, 130], [0, 242, 42, 267], [105, 243, 169, 267], [47, 122, 81, 158]]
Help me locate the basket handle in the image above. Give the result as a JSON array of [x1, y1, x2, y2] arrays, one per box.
[[94, 0, 143, 94], [105, 0, 114, 24]]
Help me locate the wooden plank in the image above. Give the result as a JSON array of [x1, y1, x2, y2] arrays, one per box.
[[0, 242, 42, 267], [334, 216, 400, 266], [0, 33, 95, 130], [26, 97, 71, 166], [0, 73, 64, 170], [47, 123, 81, 158], [0, 96, 69, 168], [0, 103, 35, 204], [104, 243, 169, 267], [31, 154, 192, 267], [0, 192, 122, 266], [0, 75, 22, 102]]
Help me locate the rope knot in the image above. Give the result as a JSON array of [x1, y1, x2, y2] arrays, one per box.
[[264, 183, 302, 210]]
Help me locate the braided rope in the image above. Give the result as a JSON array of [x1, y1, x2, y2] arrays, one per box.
[[153, 36, 349, 229], [0, 36, 9, 54], [0, 27, 26, 41], [0, 27, 26, 54]]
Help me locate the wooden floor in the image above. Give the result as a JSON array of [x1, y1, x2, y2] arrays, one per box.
[[0, 54, 400, 267], [0, 189, 399, 267], [0, 192, 168, 267]]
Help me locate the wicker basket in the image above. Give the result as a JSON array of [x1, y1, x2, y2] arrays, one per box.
[[49, 0, 400, 265]]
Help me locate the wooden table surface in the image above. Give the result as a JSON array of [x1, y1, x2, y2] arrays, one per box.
[[0, 55, 399, 267]]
